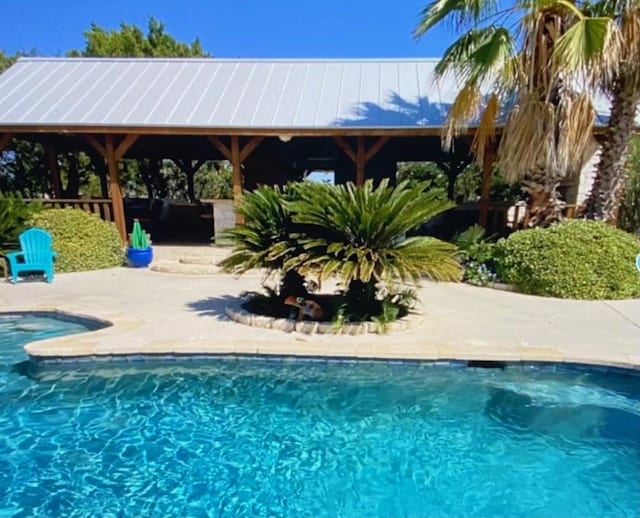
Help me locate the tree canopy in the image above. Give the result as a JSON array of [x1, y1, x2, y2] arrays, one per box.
[[68, 17, 208, 58]]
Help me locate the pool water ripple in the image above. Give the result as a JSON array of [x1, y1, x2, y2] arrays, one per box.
[[0, 315, 639, 517]]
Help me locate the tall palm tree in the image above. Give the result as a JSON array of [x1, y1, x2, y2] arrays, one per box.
[[415, 0, 611, 225], [555, 0, 640, 222]]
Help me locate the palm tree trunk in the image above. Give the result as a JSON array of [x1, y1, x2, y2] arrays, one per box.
[[586, 73, 640, 222], [523, 169, 565, 227]]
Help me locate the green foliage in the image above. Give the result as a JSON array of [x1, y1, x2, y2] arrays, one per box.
[[222, 180, 461, 326], [69, 17, 208, 58], [454, 165, 522, 204], [495, 220, 640, 299], [219, 185, 299, 275], [286, 179, 462, 285], [194, 162, 233, 199], [0, 193, 41, 252], [619, 136, 640, 237], [29, 208, 124, 272], [454, 224, 498, 285], [129, 220, 151, 249], [396, 162, 448, 194]]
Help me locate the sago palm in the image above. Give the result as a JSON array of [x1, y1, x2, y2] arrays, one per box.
[[219, 185, 299, 275], [285, 179, 462, 286], [415, 0, 609, 225]]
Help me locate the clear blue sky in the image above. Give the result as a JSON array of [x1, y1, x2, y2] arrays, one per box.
[[1, 0, 451, 58]]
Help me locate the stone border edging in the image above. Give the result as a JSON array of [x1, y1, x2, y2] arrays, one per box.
[[225, 305, 416, 334]]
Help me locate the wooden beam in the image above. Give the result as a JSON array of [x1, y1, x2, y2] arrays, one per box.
[[239, 136, 264, 162], [105, 135, 127, 243], [84, 134, 106, 157], [44, 145, 62, 198], [364, 136, 391, 162], [230, 136, 243, 225], [0, 133, 14, 153], [0, 125, 471, 138], [478, 145, 496, 228], [114, 134, 139, 161], [334, 137, 356, 163], [356, 137, 365, 186], [207, 136, 233, 161]]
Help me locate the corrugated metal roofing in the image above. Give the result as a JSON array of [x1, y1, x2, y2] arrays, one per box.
[[0, 57, 628, 130]]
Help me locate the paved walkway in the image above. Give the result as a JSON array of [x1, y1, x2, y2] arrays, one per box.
[[1, 266, 639, 369]]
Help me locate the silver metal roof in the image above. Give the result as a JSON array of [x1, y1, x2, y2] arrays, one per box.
[[0, 57, 629, 131]]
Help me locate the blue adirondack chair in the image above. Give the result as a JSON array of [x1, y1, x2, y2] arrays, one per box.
[[6, 228, 57, 283]]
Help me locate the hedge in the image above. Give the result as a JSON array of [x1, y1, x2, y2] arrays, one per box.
[[29, 208, 124, 272], [495, 220, 640, 300]]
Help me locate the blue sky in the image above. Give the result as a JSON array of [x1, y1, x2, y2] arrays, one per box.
[[1, 0, 451, 58]]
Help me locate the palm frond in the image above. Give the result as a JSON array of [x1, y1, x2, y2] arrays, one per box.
[[414, 0, 498, 37]]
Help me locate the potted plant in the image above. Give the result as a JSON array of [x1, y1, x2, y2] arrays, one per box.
[[126, 219, 153, 267]]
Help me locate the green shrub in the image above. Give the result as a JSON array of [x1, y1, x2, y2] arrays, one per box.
[[454, 224, 498, 286], [28, 208, 124, 272], [495, 220, 640, 300]]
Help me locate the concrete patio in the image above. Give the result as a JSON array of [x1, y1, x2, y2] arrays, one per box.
[[1, 262, 639, 369]]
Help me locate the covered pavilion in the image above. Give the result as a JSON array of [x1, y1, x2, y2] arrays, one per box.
[[0, 56, 612, 241]]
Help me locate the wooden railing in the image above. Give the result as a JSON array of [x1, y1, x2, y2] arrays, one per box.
[[27, 198, 115, 223], [486, 202, 578, 236]]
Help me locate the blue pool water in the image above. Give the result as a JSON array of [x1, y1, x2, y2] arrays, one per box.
[[0, 315, 639, 517]]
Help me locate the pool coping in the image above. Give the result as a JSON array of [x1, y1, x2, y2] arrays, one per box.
[[11, 307, 640, 372], [2, 268, 638, 372]]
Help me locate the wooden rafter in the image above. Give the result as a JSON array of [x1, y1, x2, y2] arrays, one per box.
[[334, 137, 356, 163], [207, 136, 232, 161], [239, 136, 264, 162], [364, 136, 391, 162], [84, 134, 106, 157], [114, 134, 139, 161]]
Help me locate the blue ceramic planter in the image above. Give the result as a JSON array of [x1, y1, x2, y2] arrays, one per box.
[[126, 247, 153, 268]]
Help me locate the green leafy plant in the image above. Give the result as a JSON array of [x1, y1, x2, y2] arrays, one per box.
[[220, 185, 299, 275], [222, 180, 461, 327], [28, 208, 124, 272], [129, 219, 151, 249], [494, 220, 640, 299], [454, 224, 498, 286], [0, 193, 42, 252], [286, 179, 462, 286]]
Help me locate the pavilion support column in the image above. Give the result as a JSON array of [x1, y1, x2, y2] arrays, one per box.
[[478, 145, 497, 228], [334, 136, 390, 187], [356, 137, 365, 186], [105, 135, 127, 243], [45, 145, 62, 198], [84, 133, 138, 242], [230, 136, 243, 224], [207, 136, 264, 225]]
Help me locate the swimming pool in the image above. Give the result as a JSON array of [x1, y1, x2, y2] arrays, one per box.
[[0, 314, 639, 517]]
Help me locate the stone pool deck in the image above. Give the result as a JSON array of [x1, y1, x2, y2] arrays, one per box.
[[0, 265, 639, 369]]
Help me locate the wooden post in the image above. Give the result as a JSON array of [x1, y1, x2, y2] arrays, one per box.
[[334, 136, 389, 187], [45, 145, 62, 198], [356, 137, 365, 186], [0, 133, 14, 154], [208, 136, 263, 225], [478, 145, 496, 228], [105, 135, 127, 243], [230, 136, 243, 224]]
